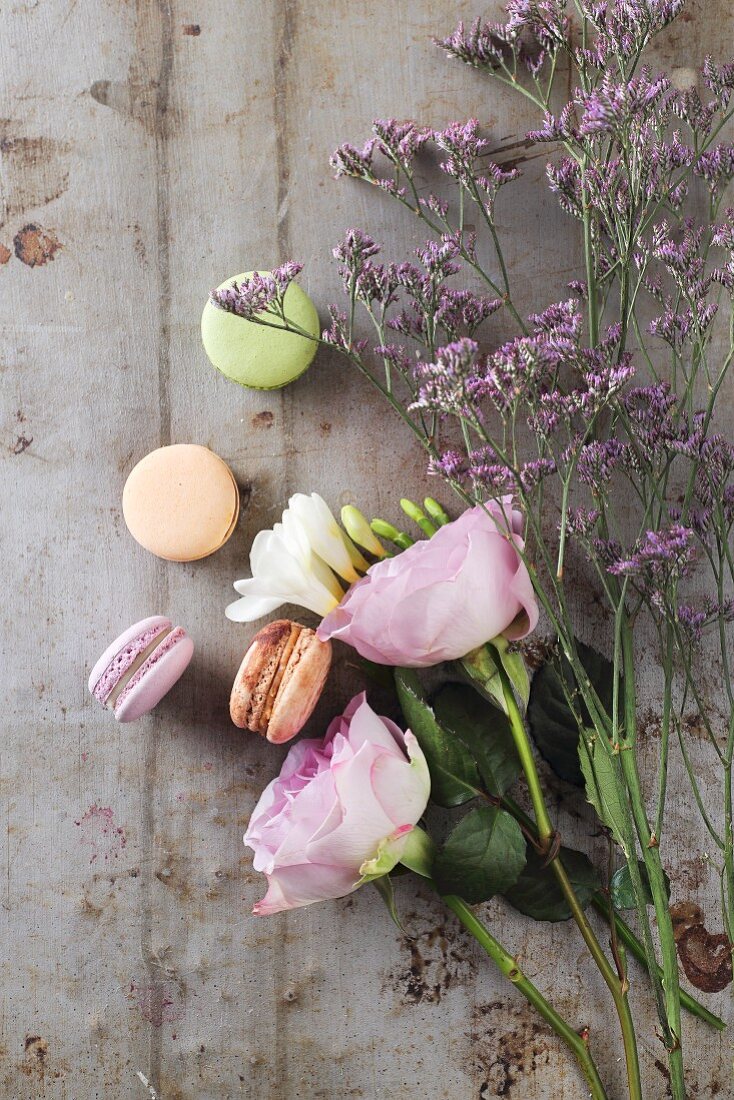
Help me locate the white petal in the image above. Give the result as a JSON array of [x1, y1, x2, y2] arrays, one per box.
[[289, 493, 362, 583], [226, 594, 286, 622]]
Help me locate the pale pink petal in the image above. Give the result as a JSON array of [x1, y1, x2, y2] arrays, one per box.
[[253, 863, 361, 915], [306, 743, 397, 866]]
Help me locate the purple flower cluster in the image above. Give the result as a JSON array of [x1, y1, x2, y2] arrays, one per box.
[[576, 69, 670, 138], [607, 525, 696, 608], [210, 263, 304, 320], [678, 598, 734, 642]]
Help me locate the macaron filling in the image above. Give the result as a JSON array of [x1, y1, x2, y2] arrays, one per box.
[[113, 627, 187, 712], [92, 622, 170, 704]]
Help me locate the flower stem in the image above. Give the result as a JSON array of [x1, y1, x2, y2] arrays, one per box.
[[441, 892, 609, 1100], [501, 787, 724, 1031], [589, 896, 726, 1032], [493, 652, 643, 1100], [619, 620, 687, 1100]]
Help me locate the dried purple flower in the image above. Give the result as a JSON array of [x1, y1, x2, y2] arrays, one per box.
[[210, 263, 304, 320], [608, 525, 695, 582]]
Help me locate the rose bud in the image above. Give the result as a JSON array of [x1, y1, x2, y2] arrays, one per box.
[[230, 619, 332, 744], [244, 693, 430, 915]]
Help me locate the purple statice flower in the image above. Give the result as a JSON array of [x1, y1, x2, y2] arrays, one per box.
[[547, 157, 583, 218], [620, 383, 703, 464], [330, 139, 377, 179], [566, 506, 602, 539], [577, 438, 631, 487], [354, 262, 400, 307], [436, 18, 515, 70], [677, 597, 734, 641], [649, 299, 718, 351], [466, 444, 518, 495], [519, 457, 557, 491], [677, 116, 726, 176], [420, 193, 450, 220], [411, 338, 483, 418], [593, 536, 625, 571], [321, 305, 367, 355], [333, 229, 381, 272], [210, 263, 304, 320], [712, 208, 734, 292], [668, 87, 715, 136], [372, 119, 432, 165], [435, 288, 503, 337], [485, 301, 582, 414], [416, 239, 461, 279], [505, 0, 569, 44], [676, 604, 708, 641], [694, 436, 734, 508], [703, 55, 734, 107], [576, 68, 671, 138], [434, 121, 520, 217], [582, 1, 686, 63], [607, 524, 695, 581], [429, 449, 469, 480], [375, 343, 414, 377], [435, 119, 491, 169], [568, 279, 589, 299], [723, 485, 734, 529], [529, 102, 579, 144]]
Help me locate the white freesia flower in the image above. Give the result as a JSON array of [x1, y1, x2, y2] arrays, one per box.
[[226, 493, 369, 623]]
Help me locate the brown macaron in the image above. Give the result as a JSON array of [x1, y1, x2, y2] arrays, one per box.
[[230, 620, 332, 744]]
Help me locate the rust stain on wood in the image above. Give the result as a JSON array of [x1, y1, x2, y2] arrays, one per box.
[[13, 223, 62, 266], [670, 900, 733, 992]]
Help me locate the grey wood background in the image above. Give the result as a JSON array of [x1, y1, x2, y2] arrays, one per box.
[[1, 1, 732, 1097]]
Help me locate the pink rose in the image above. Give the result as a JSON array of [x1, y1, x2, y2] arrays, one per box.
[[244, 694, 430, 915], [317, 501, 538, 667]]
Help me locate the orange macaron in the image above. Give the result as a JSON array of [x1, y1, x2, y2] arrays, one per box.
[[123, 444, 239, 562]]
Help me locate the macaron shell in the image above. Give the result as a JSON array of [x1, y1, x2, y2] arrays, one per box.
[[123, 444, 239, 562], [229, 619, 294, 730], [201, 272, 319, 390], [267, 633, 332, 744], [88, 615, 172, 697], [114, 629, 194, 722]]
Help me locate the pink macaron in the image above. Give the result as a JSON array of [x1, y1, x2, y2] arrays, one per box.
[[88, 615, 194, 722]]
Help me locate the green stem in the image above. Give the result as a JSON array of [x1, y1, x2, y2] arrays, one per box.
[[494, 654, 643, 1100], [441, 893, 609, 1100], [590, 896, 726, 1032], [502, 785, 724, 1031], [620, 621, 686, 1100]]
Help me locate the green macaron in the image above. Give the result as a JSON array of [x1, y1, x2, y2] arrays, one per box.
[[201, 272, 320, 390]]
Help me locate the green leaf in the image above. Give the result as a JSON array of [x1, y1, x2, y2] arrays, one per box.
[[528, 639, 614, 786], [610, 861, 672, 910], [432, 683, 522, 797], [433, 805, 526, 904], [395, 669, 481, 807], [372, 875, 406, 934], [504, 846, 601, 922], [578, 731, 629, 853]]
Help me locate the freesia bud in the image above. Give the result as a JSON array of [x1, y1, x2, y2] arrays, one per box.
[[340, 504, 388, 558], [400, 498, 438, 537], [370, 518, 414, 551], [423, 497, 450, 526]]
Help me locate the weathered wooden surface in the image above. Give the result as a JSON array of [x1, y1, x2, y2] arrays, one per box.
[[1, 1, 732, 1097]]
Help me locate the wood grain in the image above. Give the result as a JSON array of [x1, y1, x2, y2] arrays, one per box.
[[1, 1, 731, 1096]]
